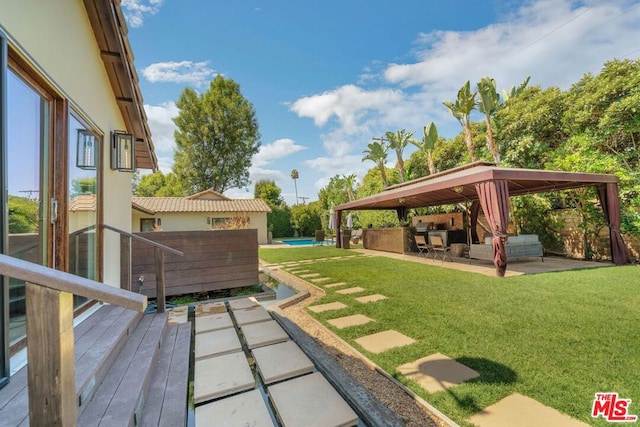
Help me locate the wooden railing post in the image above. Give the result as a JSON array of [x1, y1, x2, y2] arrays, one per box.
[[120, 234, 131, 291], [154, 247, 165, 313], [26, 283, 76, 426]]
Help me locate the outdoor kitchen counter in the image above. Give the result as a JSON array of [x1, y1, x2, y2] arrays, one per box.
[[362, 227, 412, 254]]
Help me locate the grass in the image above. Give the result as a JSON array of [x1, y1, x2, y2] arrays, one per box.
[[259, 245, 363, 264], [259, 247, 640, 426]]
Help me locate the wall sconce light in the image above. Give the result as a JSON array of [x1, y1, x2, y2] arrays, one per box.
[[398, 197, 406, 204], [453, 185, 464, 194], [76, 130, 96, 170], [111, 131, 136, 172]]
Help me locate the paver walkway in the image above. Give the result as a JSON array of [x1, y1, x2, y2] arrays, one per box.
[[190, 298, 359, 426]]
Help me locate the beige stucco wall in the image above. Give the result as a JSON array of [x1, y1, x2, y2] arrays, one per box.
[[1, 1, 135, 287], [131, 211, 270, 244]]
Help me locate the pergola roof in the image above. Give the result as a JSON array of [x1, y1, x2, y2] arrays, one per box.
[[335, 162, 618, 212]]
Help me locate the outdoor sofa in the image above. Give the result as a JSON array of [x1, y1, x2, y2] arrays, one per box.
[[469, 234, 544, 262]]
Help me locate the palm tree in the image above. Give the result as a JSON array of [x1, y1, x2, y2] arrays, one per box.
[[443, 80, 478, 163], [385, 129, 415, 182], [362, 141, 389, 187], [290, 169, 299, 205], [477, 76, 502, 165], [410, 122, 438, 175], [343, 174, 357, 201]]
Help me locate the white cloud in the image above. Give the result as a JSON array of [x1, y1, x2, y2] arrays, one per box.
[[121, 0, 164, 28], [142, 61, 215, 87], [144, 102, 178, 153], [252, 139, 307, 167]]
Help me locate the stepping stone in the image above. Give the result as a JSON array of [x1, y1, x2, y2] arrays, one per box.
[[229, 297, 260, 311], [268, 372, 359, 427], [241, 320, 289, 349], [195, 301, 227, 316], [308, 302, 348, 313], [195, 328, 242, 360], [195, 311, 233, 334], [310, 277, 331, 283], [336, 287, 366, 295], [168, 306, 188, 325], [195, 389, 273, 426], [355, 330, 416, 354], [252, 340, 315, 384], [300, 273, 320, 278], [355, 294, 388, 304], [396, 352, 479, 393], [468, 393, 589, 427], [194, 352, 254, 404], [324, 282, 347, 288], [328, 314, 374, 329], [233, 305, 272, 326]]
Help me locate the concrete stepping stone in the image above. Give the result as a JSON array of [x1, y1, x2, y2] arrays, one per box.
[[168, 306, 188, 325], [396, 352, 479, 393], [355, 330, 416, 354], [299, 273, 320, 278], [324, 282, 347, 288], [195, 389, 273, 426], [355, 294, 388, 304], [195, 301, 227, 316], [336, 286, 366, 295], [195, 311, 233, 334], [310, 277, 331, 283], [308, 302, 348, 313], [252, 340, 315, 384], [233, 305, 272, 326], [194, 352, 255, 404], [195, 328, 242, 360], [241, 320, 289, 349], [268, 372, 359, 427], [328, 314, 374, 329], [468, 393, 589, 427], [229, 297, 260, 311]]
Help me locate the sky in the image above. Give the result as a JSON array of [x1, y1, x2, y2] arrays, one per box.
[[122, 0, 640, 205]]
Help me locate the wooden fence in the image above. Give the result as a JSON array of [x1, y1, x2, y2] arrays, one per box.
[[131, 229, 259, 298]]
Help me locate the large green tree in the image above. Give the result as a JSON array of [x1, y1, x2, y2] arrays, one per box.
[[362, 140, 389, 187], [253, 179, 292, 237], [134, 171, 184, 196], [443, 80, 478, 162], [254, 179, 283, 209], [172, 75, 260, 193]]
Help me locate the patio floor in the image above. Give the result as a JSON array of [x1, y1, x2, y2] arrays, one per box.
[[349, 248, 610, 277]]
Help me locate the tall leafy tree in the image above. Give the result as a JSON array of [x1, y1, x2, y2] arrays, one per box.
[[172, 75, 260, 193], [343, 174, 357, 201], [254, 179, 284, 209], [385, 129, 414, 182], [477, 76, 502, 165], [362, 140, 389, 187], [134, 171, 184, 196], [443, 81, 478, 163]]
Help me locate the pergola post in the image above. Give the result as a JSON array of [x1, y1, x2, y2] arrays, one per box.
[[335, 210, 342, 248]]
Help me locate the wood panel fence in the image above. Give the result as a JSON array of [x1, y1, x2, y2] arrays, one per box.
[[131, 229, 259, 298]]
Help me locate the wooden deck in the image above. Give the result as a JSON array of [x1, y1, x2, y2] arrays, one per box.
[[0, 305, 191, 426]]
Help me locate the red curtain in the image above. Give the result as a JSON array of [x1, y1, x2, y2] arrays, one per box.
[[469, 200, 481, 244], [475, 180, 510, 277], [597, 183, 631, 265]]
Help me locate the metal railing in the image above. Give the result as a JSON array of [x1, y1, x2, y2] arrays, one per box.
[[101, 224, 183, 313]]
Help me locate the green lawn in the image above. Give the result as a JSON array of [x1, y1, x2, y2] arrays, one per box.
[[259, 248, 640, 426]]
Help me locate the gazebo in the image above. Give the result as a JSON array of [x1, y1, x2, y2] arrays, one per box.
[[333, 162, 631, 276]]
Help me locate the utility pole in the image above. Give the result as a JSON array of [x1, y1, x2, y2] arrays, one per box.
[[299, 196, 309, 204]]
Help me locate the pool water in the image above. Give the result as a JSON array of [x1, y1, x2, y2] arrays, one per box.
[[281, 239, 314, 246]]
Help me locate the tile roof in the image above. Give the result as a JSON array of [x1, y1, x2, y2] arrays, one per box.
[[132, 197, 272, 213], [69, 194, 97, 212]]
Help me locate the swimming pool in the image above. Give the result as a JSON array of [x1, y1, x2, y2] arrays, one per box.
[[281, 238, 314, 246]]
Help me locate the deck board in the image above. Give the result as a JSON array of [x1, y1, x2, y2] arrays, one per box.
[[141, 322, 191, 427]]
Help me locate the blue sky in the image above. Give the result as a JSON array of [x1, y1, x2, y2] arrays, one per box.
[[122, 0, 640, 205]]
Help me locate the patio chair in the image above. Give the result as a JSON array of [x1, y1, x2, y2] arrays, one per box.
[[430, 235, 450, 262], [414, 235, 432, 258], [313, 230, 325, 246], [350, 228, 363, 244]]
